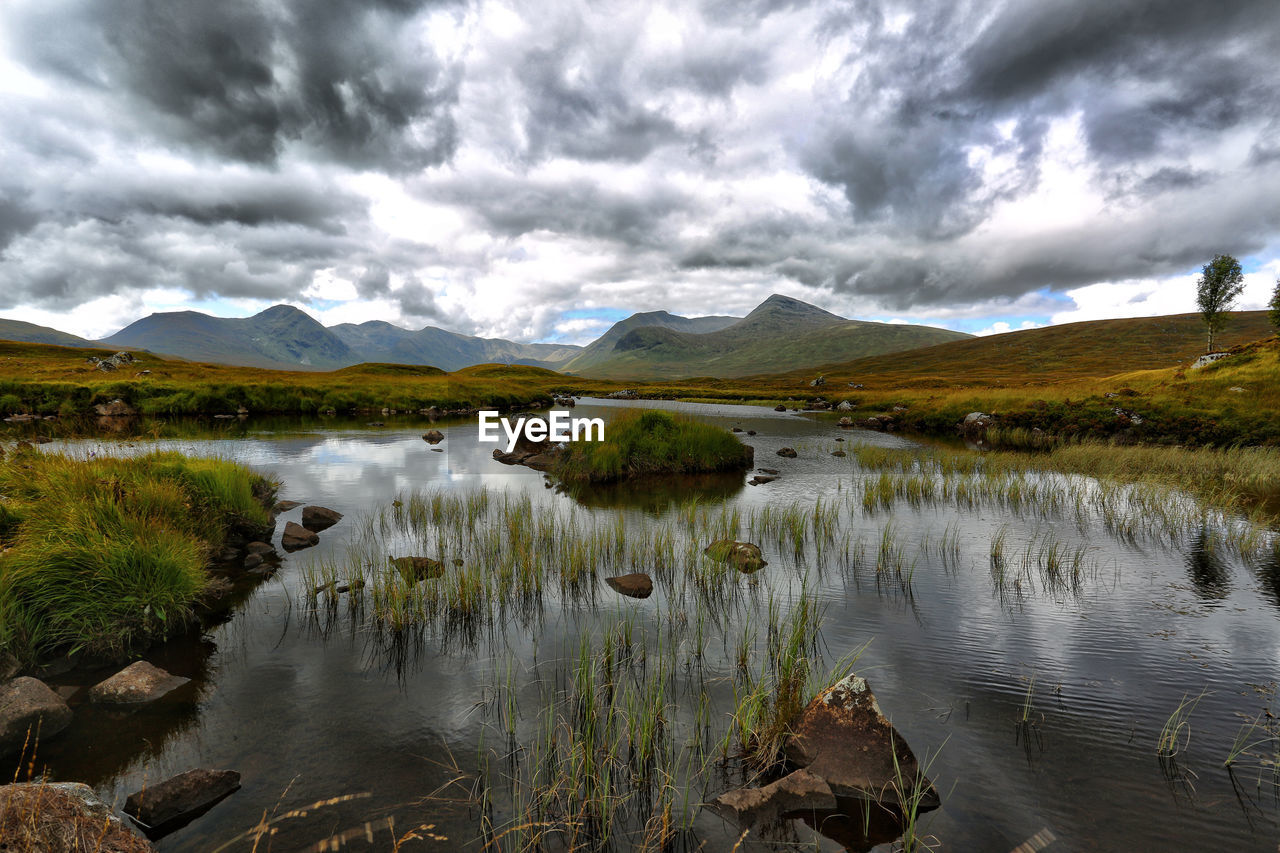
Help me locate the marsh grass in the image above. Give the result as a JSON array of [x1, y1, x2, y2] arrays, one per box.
[[0, 448, 274, 659], [555, 410, 752, 484]]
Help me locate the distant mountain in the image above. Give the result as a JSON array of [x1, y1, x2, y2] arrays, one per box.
[[558, 310, 740, 375], [329, 321, 580, 372], [102, 305, 357, 370], [0, 319, 95, 349], [564, 294, 972, 379]]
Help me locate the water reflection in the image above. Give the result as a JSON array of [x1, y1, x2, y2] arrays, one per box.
[[1186, 526, 1231, 601]]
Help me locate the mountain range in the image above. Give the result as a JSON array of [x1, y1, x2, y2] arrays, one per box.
[[0, 295, 972, 378]]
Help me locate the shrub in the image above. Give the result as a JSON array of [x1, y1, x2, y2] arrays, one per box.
[[554, 409, 752, 484]]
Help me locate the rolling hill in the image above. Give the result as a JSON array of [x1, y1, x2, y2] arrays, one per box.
[[565, 294, 971, 379], [0, 319, 95, 349], [795, 310, 1276, 387]]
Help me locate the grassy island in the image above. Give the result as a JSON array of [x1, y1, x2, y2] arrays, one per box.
[[0, 449, 275, 661], [553, 409, 753, 484]]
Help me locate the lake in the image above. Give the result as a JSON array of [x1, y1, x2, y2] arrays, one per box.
[[8, 398, 1280, 852]]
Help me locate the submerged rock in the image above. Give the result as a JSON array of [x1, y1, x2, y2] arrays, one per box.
[[749, 474, 779, 486], [422, 429, 444, 444], [301, 505, 343, 531], [1, 677, 73, 756], [391, 556, 444, 583], [281, 521, 319, 552], [704, 540, 767, 573], [274, 500, 302, 513], [605, 573, 653, 599], [125, 769, 240, 838], [0, 782, 154, 852], [707, 768, 835, 826], [89, 661, 189, 706], [776, 447, 797, 458], [783, 674, 938, 810], [774, 405, 787, 412], [831, 450, 846, 457]]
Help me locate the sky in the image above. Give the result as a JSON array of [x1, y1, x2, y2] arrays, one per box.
[[1, 0, 1279, 346]]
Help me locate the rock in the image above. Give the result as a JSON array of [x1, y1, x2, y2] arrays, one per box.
[[301, 505, 343, 531], [783, 674, 939, 810], [1228, 386, 1246, 393], [605, 573, 653, 599], [748, 474, 778, 485], [125, 769, 240, 837], [215, 546, 240, 563], [391, 556, 444, 583], [606, 389, 639, 399], [835, 437, 844, 442], [554, 396, 576, 407], [0, 677, 73, 756], [704, 540, 767, 573], [838, 417, 853, 427], [831, 450, 846, 457], [245, 541, 276, 558], [809, 375, 826, 387], [756, 468, 779, 475], [863, 415, 896, 432], [243, 553, 263, 571], [774, 405, 787, 412], [96, 360, 117, 372], [281, 521, 319, 552], [422, 429, 445, 444], [0, 650, 19, 681], [274, 500, 302, 512], [93, 399, 136, 417], [706, 768, 835, 827], [836, 400, 853, 412], [1112, 407, 1144, 426], [776, 447, 797, 458], [89, 661, 189, 705], [0, 782, 154, 852], [1191, 352, 1232, 369], [747, 430, 756, 435], [732, 427, 743, 433]]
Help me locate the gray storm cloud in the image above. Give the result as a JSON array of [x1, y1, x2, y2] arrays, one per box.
[[1, 0, 1278, 335]]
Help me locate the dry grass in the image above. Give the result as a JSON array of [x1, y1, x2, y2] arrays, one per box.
[[0, 782, 153, 853]]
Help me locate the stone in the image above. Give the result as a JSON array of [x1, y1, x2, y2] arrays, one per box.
[[706, 768, 835, 827], [281, 521, 319, 552], [831, 450, 846, 457], [776, 447, 797, 458], [1191, 352, 1232, 369], [89, 661, 189, 705], [732, 427, 743, 432], [836, 400, 853, 412], [0, 782, 154, 852], [783, 674, 939, 810], [245, 541, 276, 558], [274, 500, 302, 512], [747, 430, 756, 435], [0, 677, 73, 756], [748, 474, 778, 486], [391, 556, 444, 583], [838, 417, 853, 427], [605, 573, 653, 599], [243, 553, 263, 571], [774, 405, 787, 412], [756, 468, 779, 475], [125, 769, 240, 837], [93, 399, 136, 417], [422, 429, 445, 444], [704, 540, 767, 573], [301, 505, 343, 531]]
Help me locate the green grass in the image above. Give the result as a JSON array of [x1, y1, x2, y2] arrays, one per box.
[[553, 410, 752, 484], [0, 448, 275, 660]]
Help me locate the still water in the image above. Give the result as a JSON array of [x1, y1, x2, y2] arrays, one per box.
[[8, 399, 1280, 852]]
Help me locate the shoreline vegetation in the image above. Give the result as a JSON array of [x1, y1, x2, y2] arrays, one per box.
[[0, 449, 275, 664], [2, 320, 1279, 448]]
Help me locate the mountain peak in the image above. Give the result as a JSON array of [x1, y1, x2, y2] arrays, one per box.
[[255, 304, 311, 320], [745, 294, 843, 323]]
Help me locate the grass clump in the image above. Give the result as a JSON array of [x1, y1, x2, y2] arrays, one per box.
[[554, 410, 752, 484], [0, 448, 274, 661]]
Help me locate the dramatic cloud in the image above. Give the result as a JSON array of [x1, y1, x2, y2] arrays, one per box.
[[1, 0, 1279, 341]]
